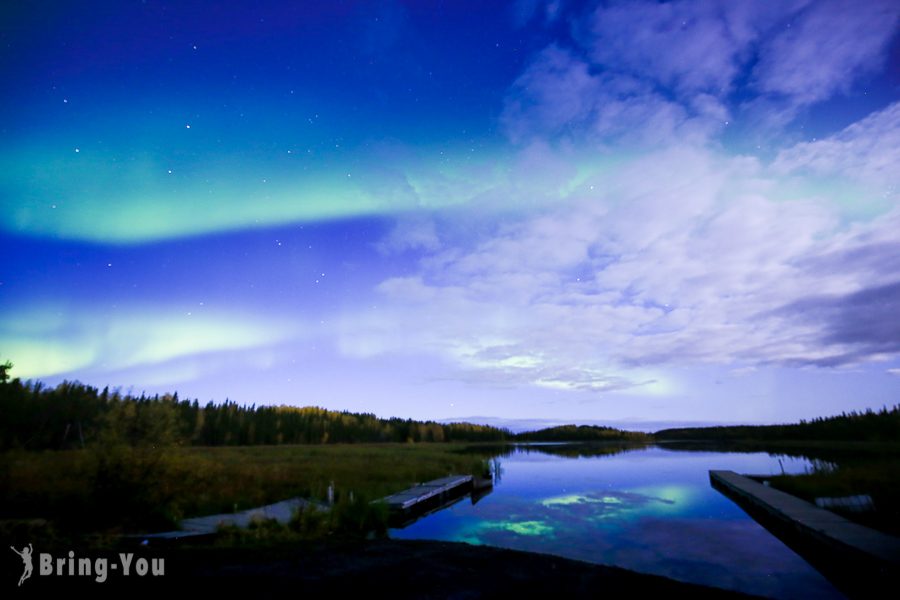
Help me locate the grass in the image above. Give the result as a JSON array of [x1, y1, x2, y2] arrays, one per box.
[[0, 443, 495, 537], [213, 492, 393, 546], [766, 457, 900, 537]]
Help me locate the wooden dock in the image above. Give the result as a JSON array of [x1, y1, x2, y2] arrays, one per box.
[[383, 475, 474, 511], [134, 476, 484, 543], [131, 497, 326, 545], [710, 469, 900, 596]]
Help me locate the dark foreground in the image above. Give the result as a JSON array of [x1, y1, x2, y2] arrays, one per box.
[[3, 539, 759, 598]]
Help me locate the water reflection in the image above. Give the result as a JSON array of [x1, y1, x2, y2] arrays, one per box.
[[390, 444, 843, 599]]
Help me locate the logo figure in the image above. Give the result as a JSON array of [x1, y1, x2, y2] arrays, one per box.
[[10, 544, 33, 586]]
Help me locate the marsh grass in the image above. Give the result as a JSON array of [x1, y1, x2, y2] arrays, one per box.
[[215, 493, 392, 546], [767, 457, 900, 536], [0, 443, 494, 534]]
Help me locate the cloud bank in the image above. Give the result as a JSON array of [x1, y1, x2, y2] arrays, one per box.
[[352, 137, 900, 391]]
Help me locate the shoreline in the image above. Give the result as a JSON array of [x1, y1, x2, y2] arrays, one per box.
[[3, 538, 760, 597]]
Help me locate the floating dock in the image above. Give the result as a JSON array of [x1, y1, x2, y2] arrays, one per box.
[[383, 475, 474, 511], [710, 469, 900, 597], [381, 475, 484, 527]]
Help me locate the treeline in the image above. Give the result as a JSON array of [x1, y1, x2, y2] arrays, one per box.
[[0, 377, 509, 451], [655, 405, 900, 442], [514, 424, 650, 443]]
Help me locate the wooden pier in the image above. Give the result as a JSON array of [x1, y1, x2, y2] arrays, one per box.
[[710, 469, 900, 597], [381, 475, 482, 527], [383, 475, 474, 511]]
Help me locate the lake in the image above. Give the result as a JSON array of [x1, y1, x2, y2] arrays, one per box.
[[389, 444, 844, 599]]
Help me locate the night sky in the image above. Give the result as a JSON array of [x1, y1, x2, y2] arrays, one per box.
[[3, 0, 899, 429]]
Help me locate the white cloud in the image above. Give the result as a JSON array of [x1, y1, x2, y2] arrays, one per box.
[[347, 139, 900, 392], [501, 45, 603, 143], [501, 0, 899, 146], [772, 101, 900, 191], [752, 0, 899, 107], [501, 47, 722, 147], [580, 0, 764, 95]]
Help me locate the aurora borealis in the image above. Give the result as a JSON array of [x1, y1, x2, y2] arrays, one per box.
[[3, 1, 899, 427]]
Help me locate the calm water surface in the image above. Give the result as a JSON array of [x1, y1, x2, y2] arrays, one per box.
[[390, 444, 843, 599]]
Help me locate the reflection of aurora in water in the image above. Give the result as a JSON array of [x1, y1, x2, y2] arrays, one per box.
[[543, 490, 679, 526], [390, 445, 843, 599], [459, 489, 683, 546], [541, 490, 675, 517]]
